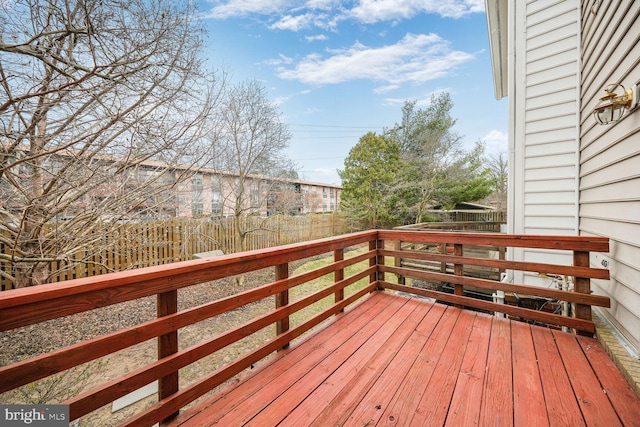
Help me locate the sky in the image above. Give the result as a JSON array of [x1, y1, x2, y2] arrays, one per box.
[[198, 0, 508, 184]]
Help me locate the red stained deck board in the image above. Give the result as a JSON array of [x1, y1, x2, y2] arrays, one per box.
[[478, 316, 513, 427], [221, 293, 410, 426], [531, 326, 586, 427], [168, 292, 640, 427], [577, 336, 640, 427], [308, 302, 448, 427], [171, 291, 395, 426], [511, 320, 549, 427], [365, 305, 464, 426], [409, 309, 478, 426], [444, 313, 492, 426], [256, 297, 423, 426], [279, 298, 432, 426], [335, 303, 455, 426], [553, 330, 623, 427]]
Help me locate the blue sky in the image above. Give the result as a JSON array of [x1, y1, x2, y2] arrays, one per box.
[[198, 0, 508, 184]]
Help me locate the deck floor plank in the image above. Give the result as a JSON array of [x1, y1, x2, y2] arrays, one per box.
[[553, 330, 623, 427], [176, 292, 397, 426], [577, 335, 640, 427], [409, 309, 478, 426], [279, 298, 431, 426], [531, 325, 586, 427], [308, 302, 448, 427], [167, 292, 640, 427], [245, 295, 419, 426], [511, 321, 549, 427], [369, 306, 464, 426], [478, 316, 513, 427], [444, 313, 492, 426], [345, 305, 462, 426]]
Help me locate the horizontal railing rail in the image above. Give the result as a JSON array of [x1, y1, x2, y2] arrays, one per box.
[[0, 230, 610, 426]]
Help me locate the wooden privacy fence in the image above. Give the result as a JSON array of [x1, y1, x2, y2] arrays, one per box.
[[0, 214, 350, 290], [0, 230, 610, 426]]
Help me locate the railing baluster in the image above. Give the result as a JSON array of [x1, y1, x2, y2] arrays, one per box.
[[275, 263, 290, 350], [157, 289, 179, 422], [573, 250, 592, 336]]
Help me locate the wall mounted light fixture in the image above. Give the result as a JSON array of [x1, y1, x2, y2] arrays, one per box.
[[593, 83, 639, 125]]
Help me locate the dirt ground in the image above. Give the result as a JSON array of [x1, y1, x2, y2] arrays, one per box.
[[0, 259, 316, 426]]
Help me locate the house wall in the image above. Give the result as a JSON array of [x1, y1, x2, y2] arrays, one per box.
[[579, 0, 640, 352], [508, 0, 582, 284]]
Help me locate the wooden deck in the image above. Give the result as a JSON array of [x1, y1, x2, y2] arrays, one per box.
[[168, 291, 640, 427]]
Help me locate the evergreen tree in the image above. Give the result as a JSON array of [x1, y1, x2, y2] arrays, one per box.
[[338, 133, 401, 229]]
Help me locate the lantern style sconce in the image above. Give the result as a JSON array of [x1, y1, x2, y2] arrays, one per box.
[[593, 83, 638, 125]]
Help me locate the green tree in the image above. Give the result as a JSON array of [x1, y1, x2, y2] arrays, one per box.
[[386, 94, 494, 221], [338, 133, 401, 229]]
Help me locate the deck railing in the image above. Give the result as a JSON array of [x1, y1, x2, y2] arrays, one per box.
[[0, 230, 610, 426]]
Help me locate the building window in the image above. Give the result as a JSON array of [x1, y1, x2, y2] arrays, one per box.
[[250, 180, 259, 208], [211, 175, 222, 215], [191, 173, 203, 216]]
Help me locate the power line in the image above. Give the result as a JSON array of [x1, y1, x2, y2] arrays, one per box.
[[287, 123, 385, 130]]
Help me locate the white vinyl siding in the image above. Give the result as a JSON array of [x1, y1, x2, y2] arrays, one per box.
[[579, 0, 640, 350], [509, 0, 581, 283]]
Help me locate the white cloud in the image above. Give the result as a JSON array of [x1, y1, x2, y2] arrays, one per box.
[[270, 13, 315, 31], [305, 34, 329, 42], [382, 88, 450, 106], [205, 0, 484, 24], [205, 0, 292, 19], [274, 33, 474, 86], [349, 0, 485, 23], [482, 129, 508, 155]]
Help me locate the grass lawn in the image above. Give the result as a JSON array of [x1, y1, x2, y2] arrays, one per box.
[[288, 245, 395, 328]]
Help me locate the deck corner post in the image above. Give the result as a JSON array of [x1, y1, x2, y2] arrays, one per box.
[[394, 240, 405, 286], [157, 289, 179, 422], [370, 238, 384, 288], [334, 248, 345, 311], [573, 250, 593, 336], [275, 263, 290, 350], [453, 244, 464, 308]]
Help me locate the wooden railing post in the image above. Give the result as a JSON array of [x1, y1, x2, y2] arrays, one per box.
[[275, 263, 290, 349], [370, 238, 384, 287], [377, 238, 385, 283], [394, 240, 405, 286], [157, 289, 179, 422], [453, 244, 464, 308], [369, 240, 378, 286], [334, 248, 344, 310], [573, 250, 593, 336]]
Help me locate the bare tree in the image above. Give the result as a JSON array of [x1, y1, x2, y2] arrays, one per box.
[[209, 79, 292, 257], [0, 0, 225, 287], [485, 151, 508, 210]]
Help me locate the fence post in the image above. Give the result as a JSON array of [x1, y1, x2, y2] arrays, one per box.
[[157, 290, 179, 422], [573, 250, 593, 336], [275, 263, 290, 350], [334, 248, 344, 311], [453, 244, 464, 308]]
